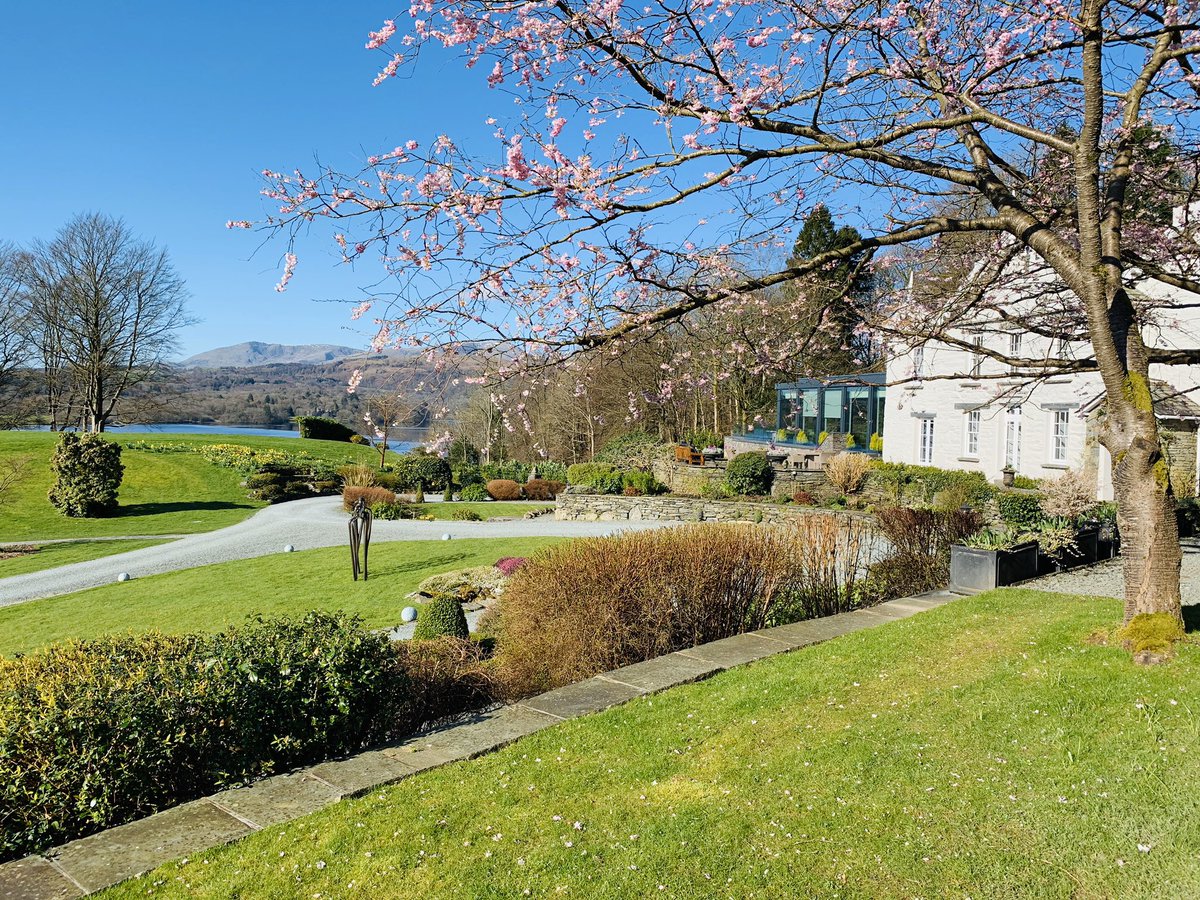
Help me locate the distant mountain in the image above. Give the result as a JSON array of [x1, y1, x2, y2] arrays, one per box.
[[180, 342, 363, 368]]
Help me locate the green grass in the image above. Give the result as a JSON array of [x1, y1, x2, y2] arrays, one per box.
[[0, 539, 171, 578], [104, 589, 1200, 899], [0, 432, 382, 541], [0, 537, 564, 656]]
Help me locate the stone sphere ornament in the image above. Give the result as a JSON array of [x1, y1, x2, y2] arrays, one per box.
[[441, 533, 451, 541], [283, 545, 295, 553], [401, 606, 418, 623], [117, 572, 131, 583]]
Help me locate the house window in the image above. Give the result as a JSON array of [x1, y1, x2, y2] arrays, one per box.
[[1008, 333, 1022, 373], [919, 416, 935, 465], [1052, 410, 1070, 463], [964, 409, 981, 457], [1005, 405, 1022, 468], [1056, 336, 1070, 359], [913, 344, 925, 380], [970, 335, 983, 378]]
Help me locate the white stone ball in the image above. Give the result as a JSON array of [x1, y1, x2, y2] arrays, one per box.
[[441, 533, 451, 541], [401, 606, 418, 623], [117, 572, 131, 583], [283, 545, 295, 553]]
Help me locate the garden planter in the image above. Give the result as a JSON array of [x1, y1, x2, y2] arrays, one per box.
[[1036, 526, 1101, 574], [1097, 523, 1121, 559], [950, 541, 1038, 592]]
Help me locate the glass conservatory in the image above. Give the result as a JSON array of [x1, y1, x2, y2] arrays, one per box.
[[740, 373, 886, 451]]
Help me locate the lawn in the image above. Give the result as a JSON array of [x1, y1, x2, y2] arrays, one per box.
[[0, 432, 382, 541], [104, 589, 1200, 899], [0, 539, 171, 578], [0, 537, 564, 656]]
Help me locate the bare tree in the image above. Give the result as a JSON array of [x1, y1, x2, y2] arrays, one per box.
[[0, 244, 33, 425], [22, 214, 191, 432]]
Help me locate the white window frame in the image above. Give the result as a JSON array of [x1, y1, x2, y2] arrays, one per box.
[[919, 416, 935, 465], [913, 344, 925, 380], [970, 335, 984, 378], [1005, 405, 1022, 469], [1051, 409, 1070, 463], [1008, 333, 1022, 373], [964, 409, 981, 458]]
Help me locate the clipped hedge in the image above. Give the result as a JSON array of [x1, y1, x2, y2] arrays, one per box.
[[997, 492, 1046, 529], [867, 461, 995, 507], [389, 453, 453, 491], [413, 594, 469, 641], [48, 433, 124, 517], [459, 483, 490, 502], [0, 612, 415, 861], [294, 415, 357, 442]]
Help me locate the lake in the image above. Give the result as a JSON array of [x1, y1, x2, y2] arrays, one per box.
[[20, 422, 418, 451]]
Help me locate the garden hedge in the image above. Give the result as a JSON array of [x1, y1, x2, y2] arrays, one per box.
[[294, 415, 358, 442]]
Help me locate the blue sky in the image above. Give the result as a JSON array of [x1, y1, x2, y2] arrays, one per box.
[[0, 2, 505, 357]]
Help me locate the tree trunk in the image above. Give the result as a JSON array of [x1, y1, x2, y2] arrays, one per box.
[[1112, 438, 1182, 623]]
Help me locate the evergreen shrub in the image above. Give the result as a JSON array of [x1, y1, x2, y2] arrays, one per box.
[[48, 433, 124, 517]]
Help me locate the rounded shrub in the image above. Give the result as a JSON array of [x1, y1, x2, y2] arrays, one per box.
[[342, 486, 397, 511], [724, 451, 773, 496], [48, 433, 125, 518], [621, 469, 666, 496], [523, 478, 565, 501], [459, 482, 490, 502], [413, 593, 469, 641], [486, 478, 524, 500]]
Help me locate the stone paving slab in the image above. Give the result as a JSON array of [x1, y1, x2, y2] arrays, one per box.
[[207, 773, 343, 830], [50, 800, 251, 894], [403, 705, 561, 758], [599, 652, 724, 692], [519, 676, 645, 720], [305, 750, 421, 797], [677, 632, 788, 668], [0, 857, 82, 900], [754, 617, 848, 649]]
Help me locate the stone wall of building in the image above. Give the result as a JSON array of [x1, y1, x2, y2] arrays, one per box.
[[555, 492, 865, 523]]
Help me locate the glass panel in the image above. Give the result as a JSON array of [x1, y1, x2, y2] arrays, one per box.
[[847, 387, 870, 448], [874, 390, 886, 447], [800, 393, 819, 442], [822, 388, 843, 437]]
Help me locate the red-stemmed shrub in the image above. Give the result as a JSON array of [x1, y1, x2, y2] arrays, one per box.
[[523, 478, 565, 501]]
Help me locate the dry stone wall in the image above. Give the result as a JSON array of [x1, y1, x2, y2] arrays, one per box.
[[555, 493, 863, 523]]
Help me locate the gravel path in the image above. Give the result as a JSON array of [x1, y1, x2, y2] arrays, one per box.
[[0, 498, 671, 609], [1024, 538, 1200, 606]]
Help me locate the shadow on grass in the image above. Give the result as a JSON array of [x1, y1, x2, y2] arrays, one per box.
[[116, 501, 256, 518], [1183, 605, 1200, 634], [369, 552, 474, 579]]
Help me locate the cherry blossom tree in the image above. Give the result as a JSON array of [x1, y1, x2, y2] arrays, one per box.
[[244, 0, 1200, 623]]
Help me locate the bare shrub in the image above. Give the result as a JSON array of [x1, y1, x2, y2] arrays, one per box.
[[868, 507, 983, 599], [493, 519, 875, 698], [342, 485, 397, 510], [486, 479, 524, 500], [824, 452, 872, 494], [1040, 469, 1096, 520]]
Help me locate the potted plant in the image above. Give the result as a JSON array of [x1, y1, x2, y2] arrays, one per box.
[[776, 428, 790, 442], [950, 529, 1039, 592], [1001, 465, 1016, 488], [1027, 518, 1082, 573]]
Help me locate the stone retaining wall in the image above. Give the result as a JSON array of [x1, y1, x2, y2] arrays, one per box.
[[555, 492, 861, 523], [651, 457, 836, 500]]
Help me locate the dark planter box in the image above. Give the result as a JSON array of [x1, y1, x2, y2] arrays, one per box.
[[1037, 525, 1101, 574], [1097, 523, 1120, 559], [950, 542, 1038, 593]]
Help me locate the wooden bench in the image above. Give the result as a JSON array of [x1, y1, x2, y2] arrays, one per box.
[[674, 445, 704, 466]]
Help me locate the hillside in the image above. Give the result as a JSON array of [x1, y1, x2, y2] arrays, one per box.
[[180, 342, 363, 368]]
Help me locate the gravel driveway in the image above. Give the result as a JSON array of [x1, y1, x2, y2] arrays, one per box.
[[0, 498, 671, 609], [1024, 538, 1200, 607]]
